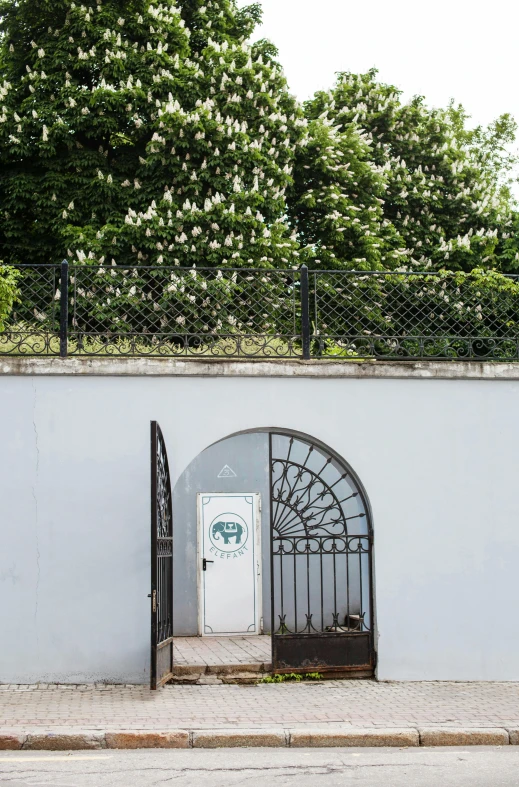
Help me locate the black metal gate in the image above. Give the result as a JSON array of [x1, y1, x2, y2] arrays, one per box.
[[150, 422, 174, 690], [269, 433, 374, 674]]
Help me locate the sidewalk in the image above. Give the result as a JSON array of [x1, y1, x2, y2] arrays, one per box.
[[1, 681, 519, 749]]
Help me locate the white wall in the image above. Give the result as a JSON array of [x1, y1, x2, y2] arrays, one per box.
[[1, 365, 519, 682]]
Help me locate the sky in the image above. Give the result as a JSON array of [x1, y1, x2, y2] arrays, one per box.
[[238, 0, 518, 132]]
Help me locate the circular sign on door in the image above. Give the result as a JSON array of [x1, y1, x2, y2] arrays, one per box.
[[209, 512, 249, 554]]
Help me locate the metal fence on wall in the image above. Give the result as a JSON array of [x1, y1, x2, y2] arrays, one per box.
[[2, 262, 519, 360]]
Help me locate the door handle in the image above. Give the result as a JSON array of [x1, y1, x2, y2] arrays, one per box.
[[203, 559, 214, 571]]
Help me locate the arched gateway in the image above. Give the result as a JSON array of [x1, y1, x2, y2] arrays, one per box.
[[150, 425, 375, 688]]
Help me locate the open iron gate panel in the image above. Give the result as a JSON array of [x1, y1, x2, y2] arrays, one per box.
[[269, 432, 375, 674], [150, 421, 174, 690]]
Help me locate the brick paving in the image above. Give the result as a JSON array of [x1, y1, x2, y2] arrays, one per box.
[[173, 636, 272, 667], [1, 681, 518, 733]]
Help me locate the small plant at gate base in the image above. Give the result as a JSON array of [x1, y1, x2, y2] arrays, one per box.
[[259, 672, 323, 683]]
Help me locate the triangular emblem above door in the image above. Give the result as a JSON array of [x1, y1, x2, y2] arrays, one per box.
[[218, 465, 237, 478]]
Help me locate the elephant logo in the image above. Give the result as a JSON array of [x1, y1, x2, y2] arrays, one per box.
[[209, 512, 249, 553], [212, 521, 245, 545]]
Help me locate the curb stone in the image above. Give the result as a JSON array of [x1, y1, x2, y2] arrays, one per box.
[[419, 728, 510, 747], [192, 730, 286, 748], [290, 729, 420, 748], [0, 728, 517, 750], [24, 734, 106, 751], [105, 732, 189, 749], [0, 735, 25, 751]]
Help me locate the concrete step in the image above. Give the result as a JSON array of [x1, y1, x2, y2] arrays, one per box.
[[170, 663, 272, 685]]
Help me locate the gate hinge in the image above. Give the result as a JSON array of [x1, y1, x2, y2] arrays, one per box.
[[152, 589, 157, 613]]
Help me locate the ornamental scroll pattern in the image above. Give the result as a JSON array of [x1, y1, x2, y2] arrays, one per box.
[[271, 438, 367, 539]]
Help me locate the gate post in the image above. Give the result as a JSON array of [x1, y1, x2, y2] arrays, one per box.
[[59, 259, 69, 359], [300, 265, 311, 360]]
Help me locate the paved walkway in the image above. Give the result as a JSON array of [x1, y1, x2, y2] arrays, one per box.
[[173, 636, 272, 667], [1, 682, 519, 733]]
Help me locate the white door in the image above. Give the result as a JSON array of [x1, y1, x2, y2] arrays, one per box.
[[198, 493, 261, 636]]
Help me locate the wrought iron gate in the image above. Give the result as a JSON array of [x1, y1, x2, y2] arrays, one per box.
[[270, 433, 374, 674], [150, 422, 174, 689]]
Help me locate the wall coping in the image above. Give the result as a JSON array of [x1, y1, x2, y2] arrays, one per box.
[[2, 357, 519, 380]]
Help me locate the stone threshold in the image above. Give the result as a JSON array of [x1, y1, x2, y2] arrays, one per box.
[[169, 664, 373, 684], [1, 727, 517, 750], [171, 663, 271, 685], [4, 356, 519, 379]]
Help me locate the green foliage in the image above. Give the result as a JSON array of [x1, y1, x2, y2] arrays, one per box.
[[0, 0, 306, 268], [299, 69, 518, 272], [259, 672, 323, 683], [1, 3, 517, 283], [179, 0, 263, 53], [287, 116, 405, 270], [497, 210, 519, 271], [0, 263, 20, 330]]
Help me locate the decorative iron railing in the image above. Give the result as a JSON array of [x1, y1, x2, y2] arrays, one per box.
[[2, 262, 519, 360]]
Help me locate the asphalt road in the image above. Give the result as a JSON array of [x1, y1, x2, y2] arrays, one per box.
[[1, 747, 519, 786]]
